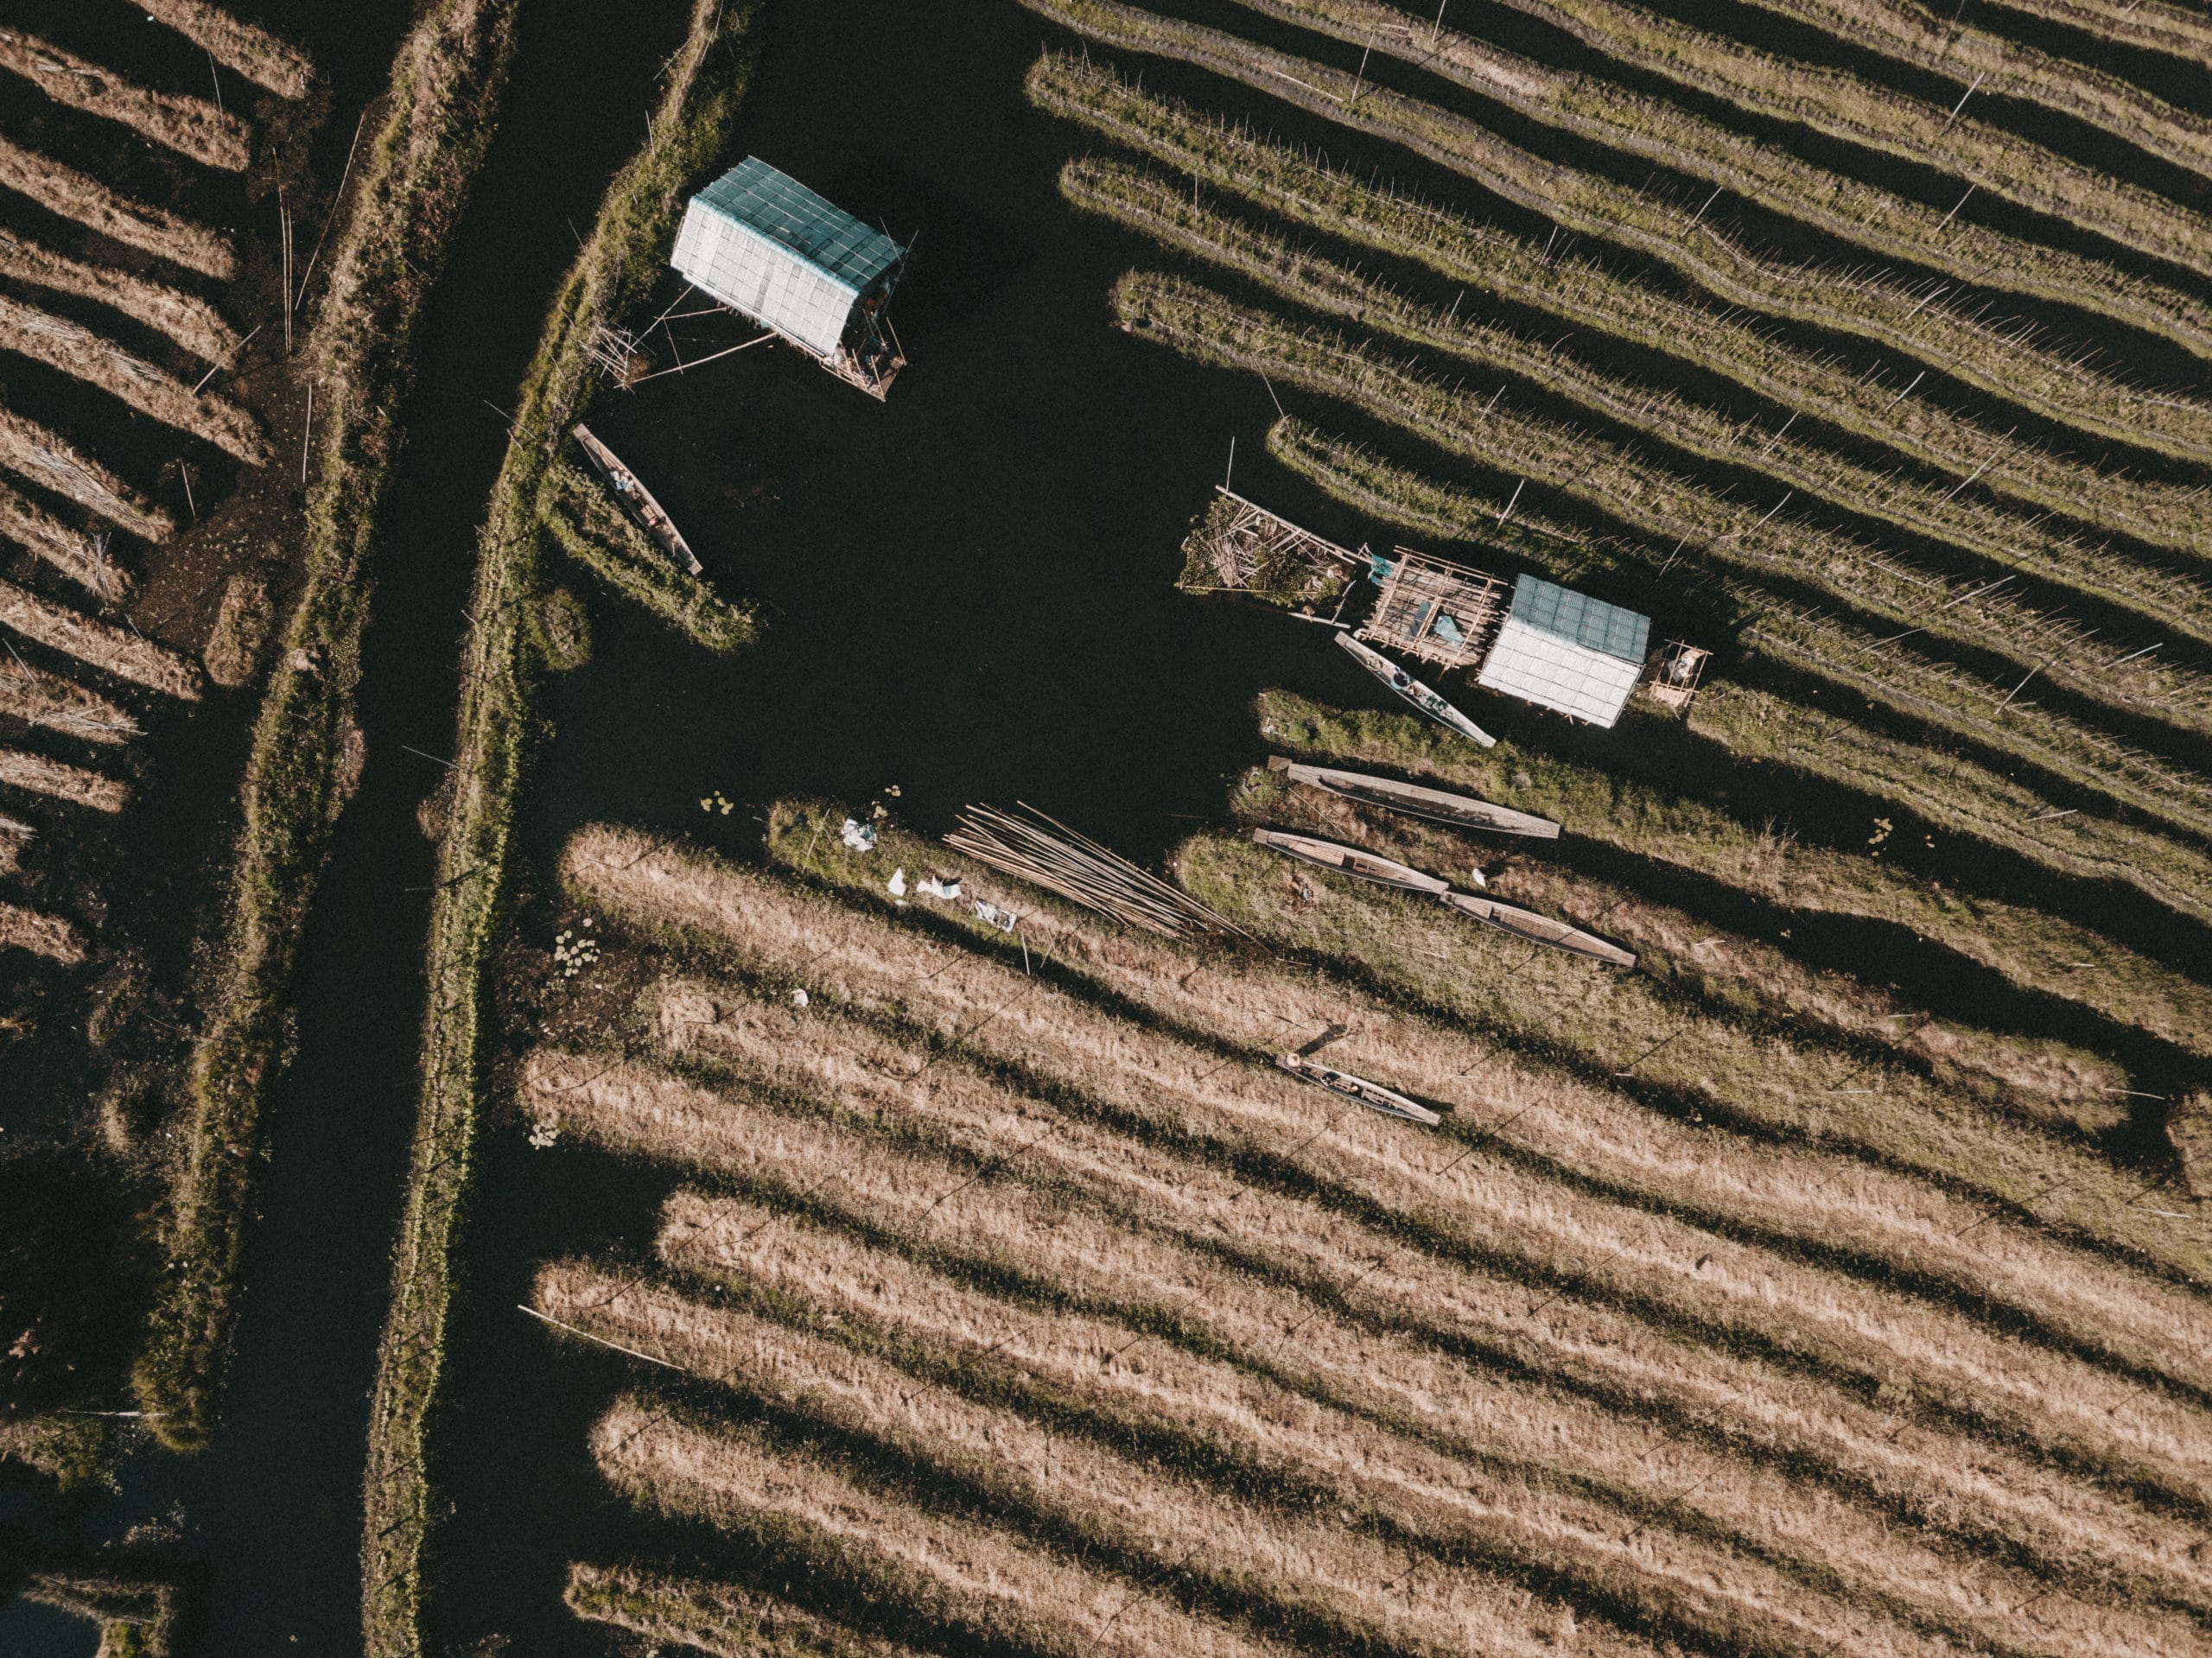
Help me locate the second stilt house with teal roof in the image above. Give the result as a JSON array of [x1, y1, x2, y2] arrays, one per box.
[[671, 157, 909, 398]]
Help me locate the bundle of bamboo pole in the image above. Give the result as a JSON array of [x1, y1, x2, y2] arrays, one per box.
[[944, 802, 1243, 939]]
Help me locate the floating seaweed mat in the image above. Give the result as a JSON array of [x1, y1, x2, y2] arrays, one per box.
[[945, 802, 1248, 939]]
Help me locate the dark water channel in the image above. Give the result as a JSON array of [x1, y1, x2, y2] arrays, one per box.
[[15, 0, 2209, 1652]]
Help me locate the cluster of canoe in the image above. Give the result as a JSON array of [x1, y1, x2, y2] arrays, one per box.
[[1255, 758, 1636, 969]]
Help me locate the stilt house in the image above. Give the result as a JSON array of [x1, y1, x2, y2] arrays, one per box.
[[671, 157, 909, 398]]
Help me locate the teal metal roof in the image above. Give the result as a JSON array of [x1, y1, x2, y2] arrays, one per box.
[[695, 157, 904, 295], [1506, 574, 1649, 663]]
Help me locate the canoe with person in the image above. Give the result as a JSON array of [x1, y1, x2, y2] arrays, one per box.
[[1336, 632, 1495, 747]]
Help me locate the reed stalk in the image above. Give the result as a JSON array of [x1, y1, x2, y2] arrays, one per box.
[[0, 295, 267, 466], [0, 29, 251, 173], [1015, 2, 2197, 459], [1033, 58, 2212, 539], [1071, 157, 2212, 654], [1738, 0, 2212, 185], [565, 823, 2212, 1482], [0, 408, 172, 543], [1115, 273, 2212, 845], [0, 136, 233, 279], [130, 0, 315, 98], [594, 1396, 1297, 1658], [551, 1026, 2199, 1602], [1238, 0, 2212, 320]]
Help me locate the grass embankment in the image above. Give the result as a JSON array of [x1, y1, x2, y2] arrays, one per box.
[[0, 135, 232, 279], [135, 0, 315, 98], [574, 823, 2212, 1472], [135, 0, 523, 1452], [0, 409, 173, 543], [1071, 157, 2212, 655], [540, 1020, 2194, 1599], [17, 1571, 176, 1658], [1250, 770, 2127, 1129], [1236, 0, 2212, 335], [541, 461, 754, 651], [0, 295, 266, 464], [1032, 60, 2212, 541], [0, 228, 239, 364], [1739, 0, 2212, 185], [0, 28, 251, 173], [1114, 274, 2212, 850], [1254, 679, 2212, 1059], [0, 481, 130, 602], [1344, 0, 2212, 282], [566, 1560, 923, 1658], [1263, 427, 2212, 938], [360, 5, 760, 1652], [1015, 0, 2195, 460], [1980, 0, 2211, 59]]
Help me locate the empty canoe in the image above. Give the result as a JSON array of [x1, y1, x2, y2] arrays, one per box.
[[1276, 1051, 1441, 1126], [1439, 890, 1636, 967], [1268, 756, 1560, 839], [1251, 828, 1450, 893], [1336, 632, 1496, 747]]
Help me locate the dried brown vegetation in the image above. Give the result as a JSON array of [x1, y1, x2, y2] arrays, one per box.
[[0, 295, 267, 466], [0, 228, 238, 365], [564, 1560, 928, 1658], [564, 825, 2212, 1501], [134, 0, 315, 98], [0, 657, 137, 745], [0, 899, 83, 962], [540, 1034, 2207, 1607], [201, 572, 271, 689], [0, 135, 234, 280], [0, 747, 127, 812], [545, 1264, 1659, 1658], [0, 581, 201, 700], [594, 1397, 1302, 1658], [0, 408, 172, 543], [0, 29, 251, 172], [0, 480, 128, 604]]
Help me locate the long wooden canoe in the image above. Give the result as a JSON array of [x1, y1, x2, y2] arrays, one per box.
[[1250, 828, 1450, 893], [572, 422, 703, 575], [1336, 632, 1496, 746], [1276, 1051, 1441, 1126], [1439, 890, 1636, 967], [1268, 756, 1560, 839]]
